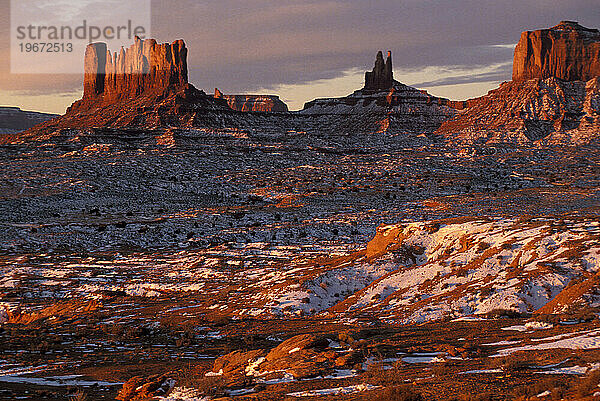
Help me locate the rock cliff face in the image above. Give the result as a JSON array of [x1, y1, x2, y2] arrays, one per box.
[[81, 36, 188, 107], [513, 21, 600, 82], [214, 88, 289, 112], [436, 76, 600, 144], [436, 21, 600, 144]]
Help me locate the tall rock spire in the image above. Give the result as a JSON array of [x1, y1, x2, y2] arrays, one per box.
[[364, 50, 394, 90], [384, 51, 393, 83]]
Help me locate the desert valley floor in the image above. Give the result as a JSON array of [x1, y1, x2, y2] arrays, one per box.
[[2, 127, 600, 400]]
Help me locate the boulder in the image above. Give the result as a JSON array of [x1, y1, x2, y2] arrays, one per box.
[[207, 334, 361, 383], [265, 334, 329, 361], [212, 349, 267, 375], [116, 374, 176, 401]]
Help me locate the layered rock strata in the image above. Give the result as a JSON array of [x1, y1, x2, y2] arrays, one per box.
[[81, 36, 188, 106], [436, 77, 600, 144], [301, 51, 459, 133], [513, 21, 600, 82], [214, 88, 289, 112]]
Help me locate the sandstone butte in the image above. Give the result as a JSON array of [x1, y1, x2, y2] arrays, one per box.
[[513, 21, 600, 82], [73, 36, 288, 115], [436, 21, 600, 142], [364, 50, 394, 91], [81, 36, 188, 108]]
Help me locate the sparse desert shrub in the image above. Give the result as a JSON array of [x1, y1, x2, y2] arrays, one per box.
[[531, 313, 560, 324], [68, 389, 87, 401], [479, 286, 495, 299], [176, 368, 225, 397], [368, 385, 423, 401], [449, 393, 494, 401], [511, 376, 568, 400], [569, 307, 598, 323], [431, 360, 458, 378], [204, 312, 230, 327], [490, 353, 531, 372], [574, 368, 600, 397], [477, 241, 490, 252], [364, 362, 404, 387], [516, 215, 533, 224]]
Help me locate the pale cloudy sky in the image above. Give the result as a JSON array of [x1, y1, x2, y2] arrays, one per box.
[[1, 0, 599, 113]]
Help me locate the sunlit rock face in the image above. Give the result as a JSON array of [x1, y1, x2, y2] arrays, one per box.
[[513, 21, 600, 82], [82, 36, 188, 106], [436, 76, 600, 144]]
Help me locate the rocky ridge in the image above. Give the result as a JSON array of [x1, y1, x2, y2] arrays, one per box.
[[13, 22, 600, 145], [436, 76, 600, 144], [301, 51, 460, 133]]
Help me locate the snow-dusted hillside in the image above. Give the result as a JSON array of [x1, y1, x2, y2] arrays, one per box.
[[244, 217, 600, 323]]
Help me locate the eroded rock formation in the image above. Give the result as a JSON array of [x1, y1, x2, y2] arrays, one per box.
[[435, 21, 600, 144], [301, 51, 459, 133], [82, 36, 188, 105], [513, 21, 600, 82], [214, 88, 289, 112], [16, 38, 237, 138], [364, 51, 394, 90]]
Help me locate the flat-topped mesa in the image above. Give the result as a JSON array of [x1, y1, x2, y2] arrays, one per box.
[[513, 21, 600, 82], [364, 51, 394, 90], [214, 88, 289, 112], [83, 36, 188, 104]]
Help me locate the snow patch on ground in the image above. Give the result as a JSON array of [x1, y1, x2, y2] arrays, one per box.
[[287, 383, 379, 397]]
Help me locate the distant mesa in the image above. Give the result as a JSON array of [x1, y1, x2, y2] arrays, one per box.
[[214, 88, 289, 112], [513, 21, 600, 82], [77, 37, 287, 114], [11, 21, 600, 145], [14, 37, 290, 140], [0, 107, 57, 134]]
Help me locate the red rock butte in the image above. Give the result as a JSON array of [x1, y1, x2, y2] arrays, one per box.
[[82, 36, 188, 105], [513, 21, 600, 82]]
